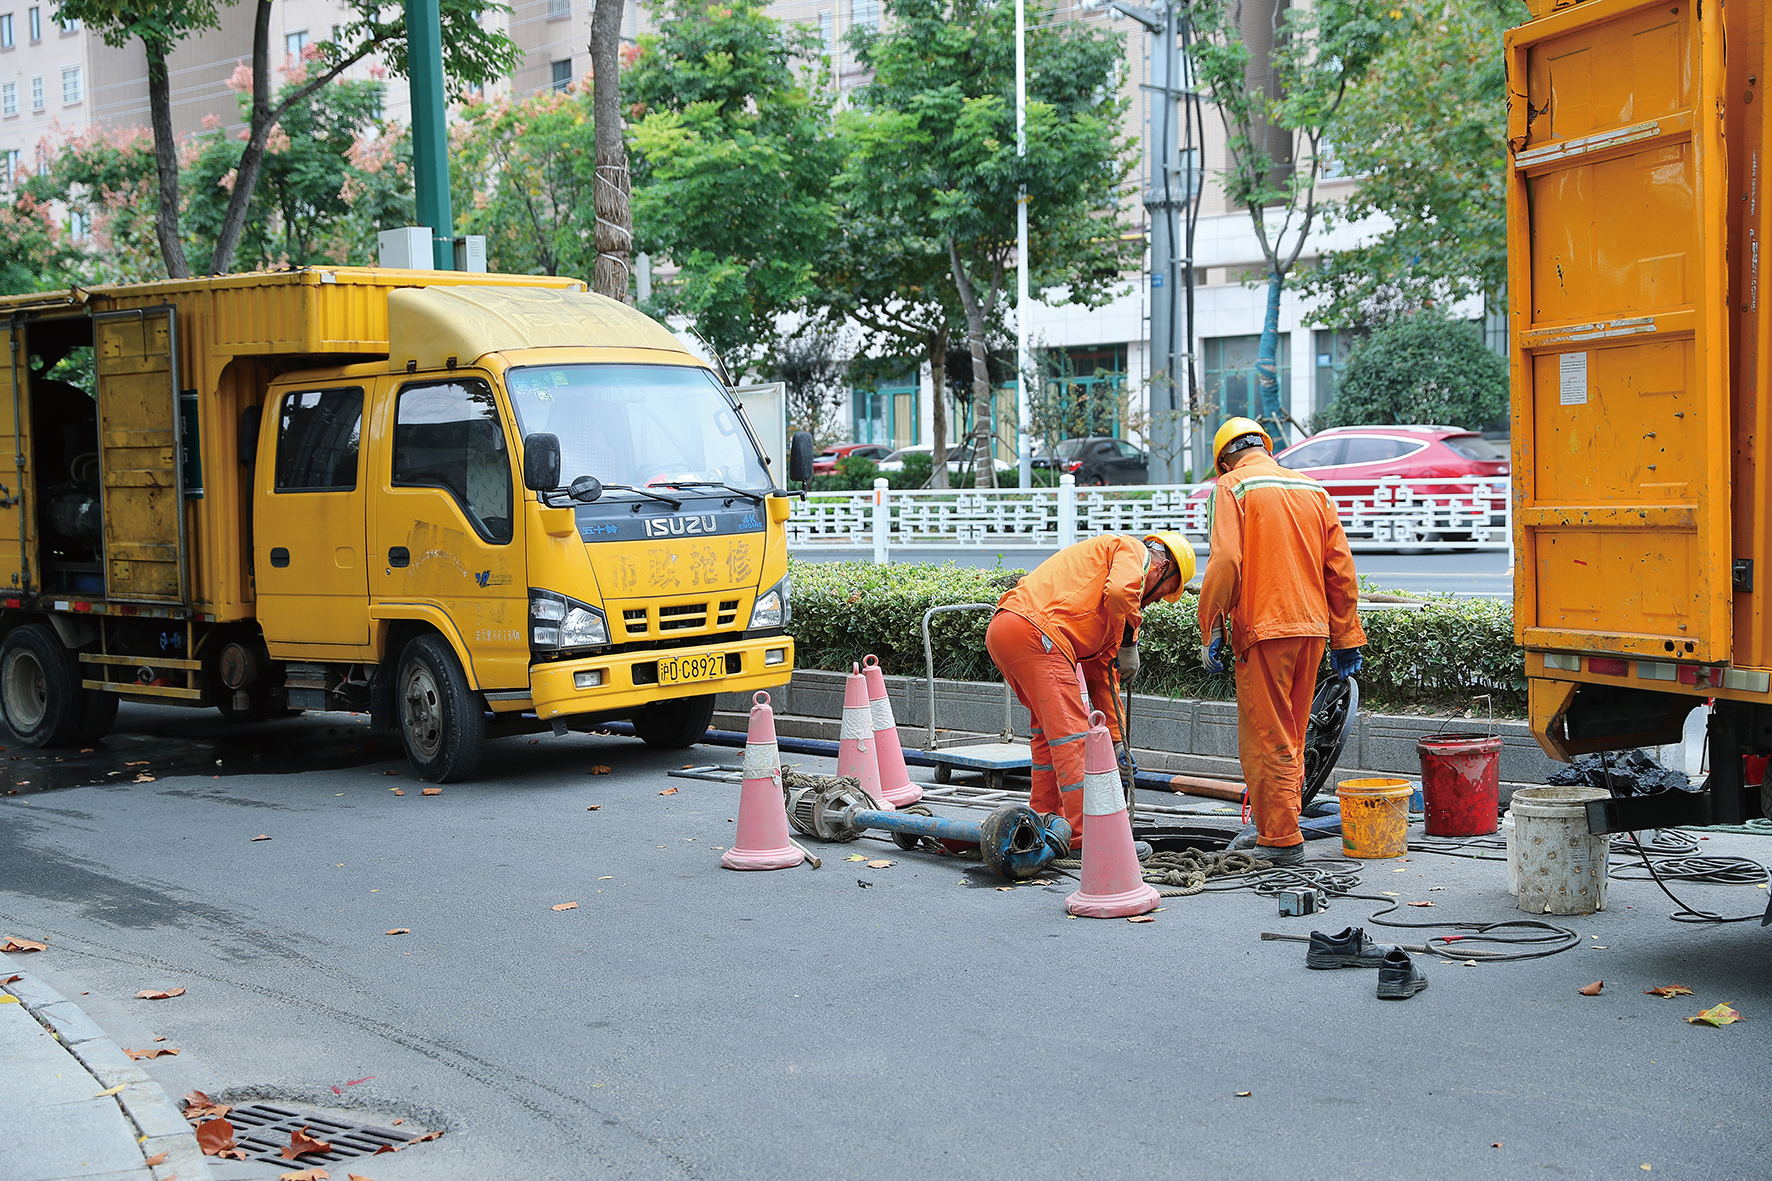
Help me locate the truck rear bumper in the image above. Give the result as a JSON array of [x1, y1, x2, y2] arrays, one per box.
[[527, 635, 793, 720]]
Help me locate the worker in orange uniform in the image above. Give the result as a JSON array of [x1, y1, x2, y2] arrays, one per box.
[[987, 532, 1196, 846], [1198, 417, 1365, 866]]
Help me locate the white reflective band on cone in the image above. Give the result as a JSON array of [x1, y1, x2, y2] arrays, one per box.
[[742, 742, 777, 779], [1081, 768, 1124, 817], [870, 696, 894, 731], [840, 708, 874, 742]]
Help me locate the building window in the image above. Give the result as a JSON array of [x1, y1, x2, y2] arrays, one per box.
[[67, 209, 86, 239], [1202, 333, 1293, 442], [1311, 328, 1363, 420], [548, 0, 570, 17], [852, 0, 880, 30], [550, 58, 572, 91], [59, 64, 78, 105], [26, 5, 37, 42], [850, 367, 920, 448], [1040, 344, 1128, 441], [0, 148, 17, 186], [818, 11, 835, 59], [284, 29, 307, 58], [55, 12, 73, 31], [2, 82, 15, 117], [29, 74, 42, 111], [1, 15, 13, 48]]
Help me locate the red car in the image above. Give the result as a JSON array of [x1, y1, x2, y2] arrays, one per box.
[[1273, 425, 1510, 543], [812, 443, 894, 476]]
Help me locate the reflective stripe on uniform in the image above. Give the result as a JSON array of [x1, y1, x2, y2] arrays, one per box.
[[1049, 730, 1088, 747], [1030, 762, 1054, 772], [1059, 779, 1084, 793], [1230, 476, 1329, 501]]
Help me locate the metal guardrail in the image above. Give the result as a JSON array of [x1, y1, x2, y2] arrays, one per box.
[[790, 474, 1513, 560]]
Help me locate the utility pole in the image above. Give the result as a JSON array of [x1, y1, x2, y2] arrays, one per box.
[[1015, 0, 1032, 489], [406, 0, 454, 269]]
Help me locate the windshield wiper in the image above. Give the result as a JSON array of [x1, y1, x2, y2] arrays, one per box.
[[654, 480, 764, 504], [598, 483, 683, 509]]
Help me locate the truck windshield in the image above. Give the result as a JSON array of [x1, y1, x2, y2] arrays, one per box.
[[505, 363, 771, 492]]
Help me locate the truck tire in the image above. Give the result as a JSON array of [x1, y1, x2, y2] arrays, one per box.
[[0, 624, 84, 746], [396, 635, 485, 782], [631, 693, 715, 749], [75, 691, 119, 743]]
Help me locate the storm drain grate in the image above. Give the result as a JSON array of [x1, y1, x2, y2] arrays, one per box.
[[222, 1102, 427, 1166]]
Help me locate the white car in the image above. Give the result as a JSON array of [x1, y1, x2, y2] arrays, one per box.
[[877, 442, 1009, 475]]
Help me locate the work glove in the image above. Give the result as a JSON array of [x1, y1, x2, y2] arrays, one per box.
[[1331, 647, 1364, 679], [1116, 643, 1140, 680], [1114, 740, 1137, 796], [1201, 635, 1227, 675]]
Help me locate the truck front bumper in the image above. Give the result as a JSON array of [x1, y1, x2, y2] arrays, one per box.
[[527, 634, 794, 720]]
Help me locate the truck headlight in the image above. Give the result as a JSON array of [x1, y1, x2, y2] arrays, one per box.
[[749, 578, 790, 629], [530, 589, 608, 652]]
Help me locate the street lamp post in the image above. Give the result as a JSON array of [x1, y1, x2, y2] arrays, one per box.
[[406, 0, 454, 270]]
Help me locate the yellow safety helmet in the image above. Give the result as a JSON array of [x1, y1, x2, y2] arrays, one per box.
[[1212, 416, 1273, 471], [1142, 532, 1196, 602]]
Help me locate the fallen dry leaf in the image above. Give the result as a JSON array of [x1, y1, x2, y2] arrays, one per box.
[[390, 788, 404, 796], [250, 834, 271, 842], [845, 854, 867, 862], [421, 788, 442, 796], [373, 1130, 443, 1154], [281, 1126, 335, 1160], [384, 928, 411, 936], [1645, 984, 1694, 998], [589, 765, 612, 775], [135, 988, 185, 1000], [195, 1117, 244, 1158], [125, 1046, 180, 1059], [133, 774, 156, 783], [125, 760, 150, 767], [182, 1091, 229, 1121], [279, 1170, 330, 1181], [0, 973, 19, 984], [658, 787, 679, 796], [1688, 1001, 1743, 1027], [94, 1083, 126, 1097], [551, 902, 579, 911], [1408, 901, 1436, 908], [349, 1175, 375, 1181], [144, 1152, 167, 1166], [383, 770, 399, 776], [1578, 981, 1605, 996], [0, 936, 46, 953], [1028, 878, 1056, 886], [866, 859, 894, 869], [1234, 1090, 1252, 1098], [586, 804, 602, 811], [995, 886, 1014, 892], [0, 996, 15, 1004], [1127, 914, 1157, 924]]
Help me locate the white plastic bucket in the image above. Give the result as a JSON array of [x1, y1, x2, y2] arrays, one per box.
[[1501, 809, 1516, 896], [1509, 786, 1609, 915]]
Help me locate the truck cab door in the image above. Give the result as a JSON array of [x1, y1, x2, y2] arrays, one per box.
[[367, 373, 527, 690], [253, 385, 370, 648]]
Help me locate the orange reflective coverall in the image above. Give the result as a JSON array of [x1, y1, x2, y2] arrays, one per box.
[[987, 534, 1146, 841], [1199, 451, 1365, 848]]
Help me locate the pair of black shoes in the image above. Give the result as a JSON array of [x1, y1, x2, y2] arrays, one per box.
[[1306, 926, 1429, 999]]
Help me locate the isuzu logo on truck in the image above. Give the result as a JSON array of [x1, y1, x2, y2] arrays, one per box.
[[644, 514, 719, 538]]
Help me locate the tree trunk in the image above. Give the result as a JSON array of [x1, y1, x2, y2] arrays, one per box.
[[590, 0, 632, 302], [1254, 269, 1285, 444], [927, 324, 949, 490], [208, 0, 274, 275], [144, 42, 189, 279], [948, 238, 997, 490]]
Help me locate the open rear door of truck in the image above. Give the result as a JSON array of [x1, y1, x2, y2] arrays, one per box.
[[1509, 0, 1732, 661], [95, 308, 186, 605]]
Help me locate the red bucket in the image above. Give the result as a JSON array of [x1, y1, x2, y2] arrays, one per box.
[[1417, 732, 1501, 837]]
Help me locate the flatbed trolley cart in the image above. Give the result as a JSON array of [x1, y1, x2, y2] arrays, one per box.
[[920, 604, 1032, 790]]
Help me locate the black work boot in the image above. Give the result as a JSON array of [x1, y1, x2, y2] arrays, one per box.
[[1305, 926, 1394, 969], [1252, 843, 1303, 868], [1376, 948, 1430, 999]]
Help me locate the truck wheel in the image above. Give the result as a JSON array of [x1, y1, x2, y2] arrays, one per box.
[[396, 635, 485, 782], [631, 693, 715, 749], [0, 624, 83, 746], [75, 691, 119, 743]]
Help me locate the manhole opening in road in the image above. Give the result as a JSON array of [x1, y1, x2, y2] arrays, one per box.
[[222, 1101, 431, 1165]]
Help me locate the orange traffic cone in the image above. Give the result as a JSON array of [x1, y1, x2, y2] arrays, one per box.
[[838, 663, 892, 809], [861, 654, 921, 807], [1065, 709, 1159, 918], [721, 691, 805, 871]]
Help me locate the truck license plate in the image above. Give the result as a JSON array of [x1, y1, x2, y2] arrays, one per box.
[[658, 653, 724, 686]]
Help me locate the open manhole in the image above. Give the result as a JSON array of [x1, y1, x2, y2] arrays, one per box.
[[221, 1102, 432, 1166]]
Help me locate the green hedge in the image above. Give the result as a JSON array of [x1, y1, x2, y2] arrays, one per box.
[[788, 560, 1525, 714]]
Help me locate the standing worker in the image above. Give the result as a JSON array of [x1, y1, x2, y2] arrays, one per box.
[[1199, 417, 1365, 866], [986, 532, 1195, 847]]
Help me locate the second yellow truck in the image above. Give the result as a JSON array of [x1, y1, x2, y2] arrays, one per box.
[[0, 268, 809, 781]]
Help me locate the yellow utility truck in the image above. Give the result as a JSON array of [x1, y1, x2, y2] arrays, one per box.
[[1508, 0, 1772, 829], [0, 269, 809, 780]]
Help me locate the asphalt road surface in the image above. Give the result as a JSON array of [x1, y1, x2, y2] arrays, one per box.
[[794, 544, 1513, 598], [2, 704, 1767, 1179]]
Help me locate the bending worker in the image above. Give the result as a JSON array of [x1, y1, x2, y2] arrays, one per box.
[[1199, 417, 1364, 867], [987, 532, 1195, 846]]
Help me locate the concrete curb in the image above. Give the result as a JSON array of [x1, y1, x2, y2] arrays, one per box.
[[2, 953, 213, 1181]]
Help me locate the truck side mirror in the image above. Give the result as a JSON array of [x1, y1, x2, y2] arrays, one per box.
[[523, 432, 561, 491], [238, 405, 262, 468], [788, 430, 814, 485]]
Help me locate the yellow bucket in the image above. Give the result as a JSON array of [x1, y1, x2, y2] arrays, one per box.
[[1336, 778, 1412, 859]]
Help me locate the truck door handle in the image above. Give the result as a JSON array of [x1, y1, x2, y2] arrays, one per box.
[[269, 547, 290, 568], [388, 546, 410, 568]]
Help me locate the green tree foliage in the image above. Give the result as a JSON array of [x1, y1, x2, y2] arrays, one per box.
[[842, 0, 1139, 487], [1321, 311, 1507, 429], [1184, 0, 1385, 443], [35, 127, 165, 283], [1301, 0, 1527, 327], [0, 185, 82, 293], [625, 0, 839, 365], [453, 85, 601, 278]]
